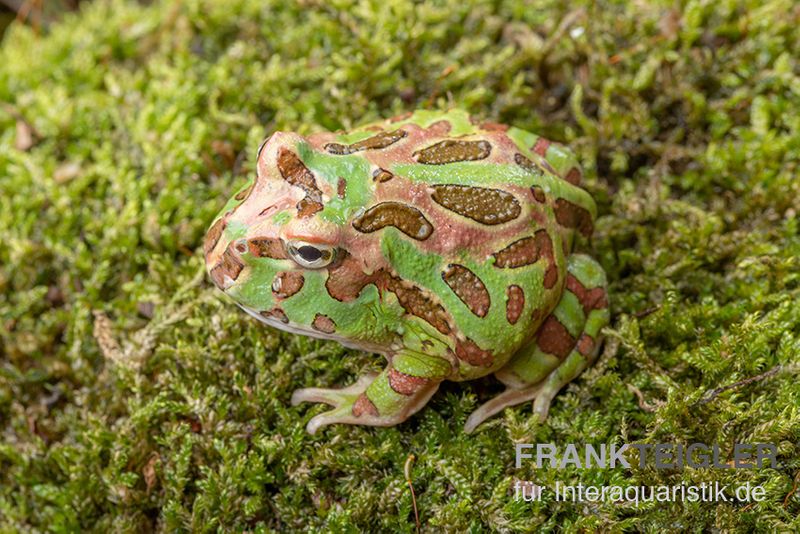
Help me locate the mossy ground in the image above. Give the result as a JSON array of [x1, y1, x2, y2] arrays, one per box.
[[1, 0, 799, 531]]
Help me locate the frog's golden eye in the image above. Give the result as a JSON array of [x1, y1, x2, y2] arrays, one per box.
[[286, 241, 336, 269]]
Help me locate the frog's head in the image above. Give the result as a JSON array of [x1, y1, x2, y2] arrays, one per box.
[[202, 132, 352, 337]]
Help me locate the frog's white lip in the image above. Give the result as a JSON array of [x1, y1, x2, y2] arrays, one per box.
[[237, 304, 386, 353]]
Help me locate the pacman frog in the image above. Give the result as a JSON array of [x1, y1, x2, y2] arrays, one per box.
[[203, 109, 609, 434]]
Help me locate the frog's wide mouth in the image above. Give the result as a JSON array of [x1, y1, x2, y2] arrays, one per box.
[[237, 304, 388, 354]]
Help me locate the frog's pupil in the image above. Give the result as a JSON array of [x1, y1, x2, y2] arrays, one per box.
[[297, 245, 322, 262]]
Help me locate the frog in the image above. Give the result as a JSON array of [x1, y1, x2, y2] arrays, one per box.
[[203, 109, 609, 434]]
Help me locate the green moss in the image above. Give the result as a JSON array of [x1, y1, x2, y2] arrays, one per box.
[[1, 0, 798, 532]]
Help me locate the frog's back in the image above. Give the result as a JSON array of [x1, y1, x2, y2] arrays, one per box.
[[300, 110, 599, 378]]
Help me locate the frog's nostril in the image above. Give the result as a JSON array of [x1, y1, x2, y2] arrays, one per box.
[[234, 239, 248, 255]]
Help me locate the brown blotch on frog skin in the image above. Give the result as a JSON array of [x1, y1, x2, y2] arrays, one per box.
[[533, 137, 551, 157], [261, 307, 289, 324], [324, 129, 408, 155], [540, 236, 559, 289], [276, 148, 323, 218], [514, 153, 543, 177], [493, 236, 538, 268], [413, 139, 492, 165], [564, 167, 582, 186], [297, 197, 323, 218], [565, 274, 608, 313], [536, 315, 576, 359], [576, 333, 595, 356], [210, 242, 244, 289], [530, 185, 546, 203], [442, 264, 490, 318], [430, 184, 521, 225], [203, 217, 227, 257], [311, 313, 336, 334], [248, 237, 288, 259], [493, 230, 558, 288], [385, 276, 451, 335], [234, 182, 255, 202], [272, 271, 305, 299], [352, 393, 379, 417], [554, 198, 594, 237], [455, 338, 494, 367], [388, 368, 430, 396], [352, 201, 434, 241], [325, 251, 380, 302], [506, 285, 525, 325]]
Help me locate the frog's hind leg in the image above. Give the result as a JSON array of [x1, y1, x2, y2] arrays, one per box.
[[464, 254, 609, 433], [291, 350, 452, 434]]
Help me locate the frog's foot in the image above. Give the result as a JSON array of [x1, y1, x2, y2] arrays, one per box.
[[465, 254, 610, 433], [291, 372, 381, 434], [291, 372, 378, 407], [291, 351, 451, 434]]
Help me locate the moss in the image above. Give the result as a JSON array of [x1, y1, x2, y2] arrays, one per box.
[[1, 0, 799, 531]]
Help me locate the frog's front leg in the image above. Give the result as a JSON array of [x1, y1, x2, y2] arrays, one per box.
[[464, 254, 609, 433], [291, 350, 452, 434]]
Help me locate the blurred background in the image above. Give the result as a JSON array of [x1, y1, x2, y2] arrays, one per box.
[[1, 0, 84, 35]]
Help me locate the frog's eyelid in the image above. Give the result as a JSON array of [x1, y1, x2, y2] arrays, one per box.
[[286, 240, 337, 269]]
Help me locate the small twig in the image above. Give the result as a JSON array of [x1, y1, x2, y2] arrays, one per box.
[[626, 384, 664, 413], [405, 454, 420, 534], [92, 310, 124, 364], [541, 8, 586, 57], [784, 470, 799, 508], [633, 305, 660, 319], [697, 365, 783, 405]]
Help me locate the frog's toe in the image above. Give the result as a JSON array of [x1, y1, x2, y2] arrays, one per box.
[[464, 384, 543, 434], [291, 372, 377, 407], [305, 405, 359, 435]]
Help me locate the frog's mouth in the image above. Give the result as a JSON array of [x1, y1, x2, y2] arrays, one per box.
[[236, 303, 387, 354]]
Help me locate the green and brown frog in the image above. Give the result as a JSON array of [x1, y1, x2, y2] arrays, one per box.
[[203, 109, 609, 434]]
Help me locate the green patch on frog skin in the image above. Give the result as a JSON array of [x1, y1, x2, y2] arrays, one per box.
[[280, 271, 403, 344], [225, 259, 282, 311], [271, 210, 291, 226], [507, 127, 580, 176], [567, 253, 608, 289], [391, 109, 477, 137], [392, 349, 452, 378], [296, 141, 371, 225], [392, 161, 597, 219], [543, 143, 579, 175], [553, 290, 585, 338], [332, 130, 382, 144], [380, 229, 550, 353], [223, 218, 249, 243], [506, 126, 538, 154]]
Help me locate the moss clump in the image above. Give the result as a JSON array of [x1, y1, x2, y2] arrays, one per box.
[[1, 0, 798, 531]]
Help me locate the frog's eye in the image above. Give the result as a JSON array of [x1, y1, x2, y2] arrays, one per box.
[[286, 241, 337, 269]]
